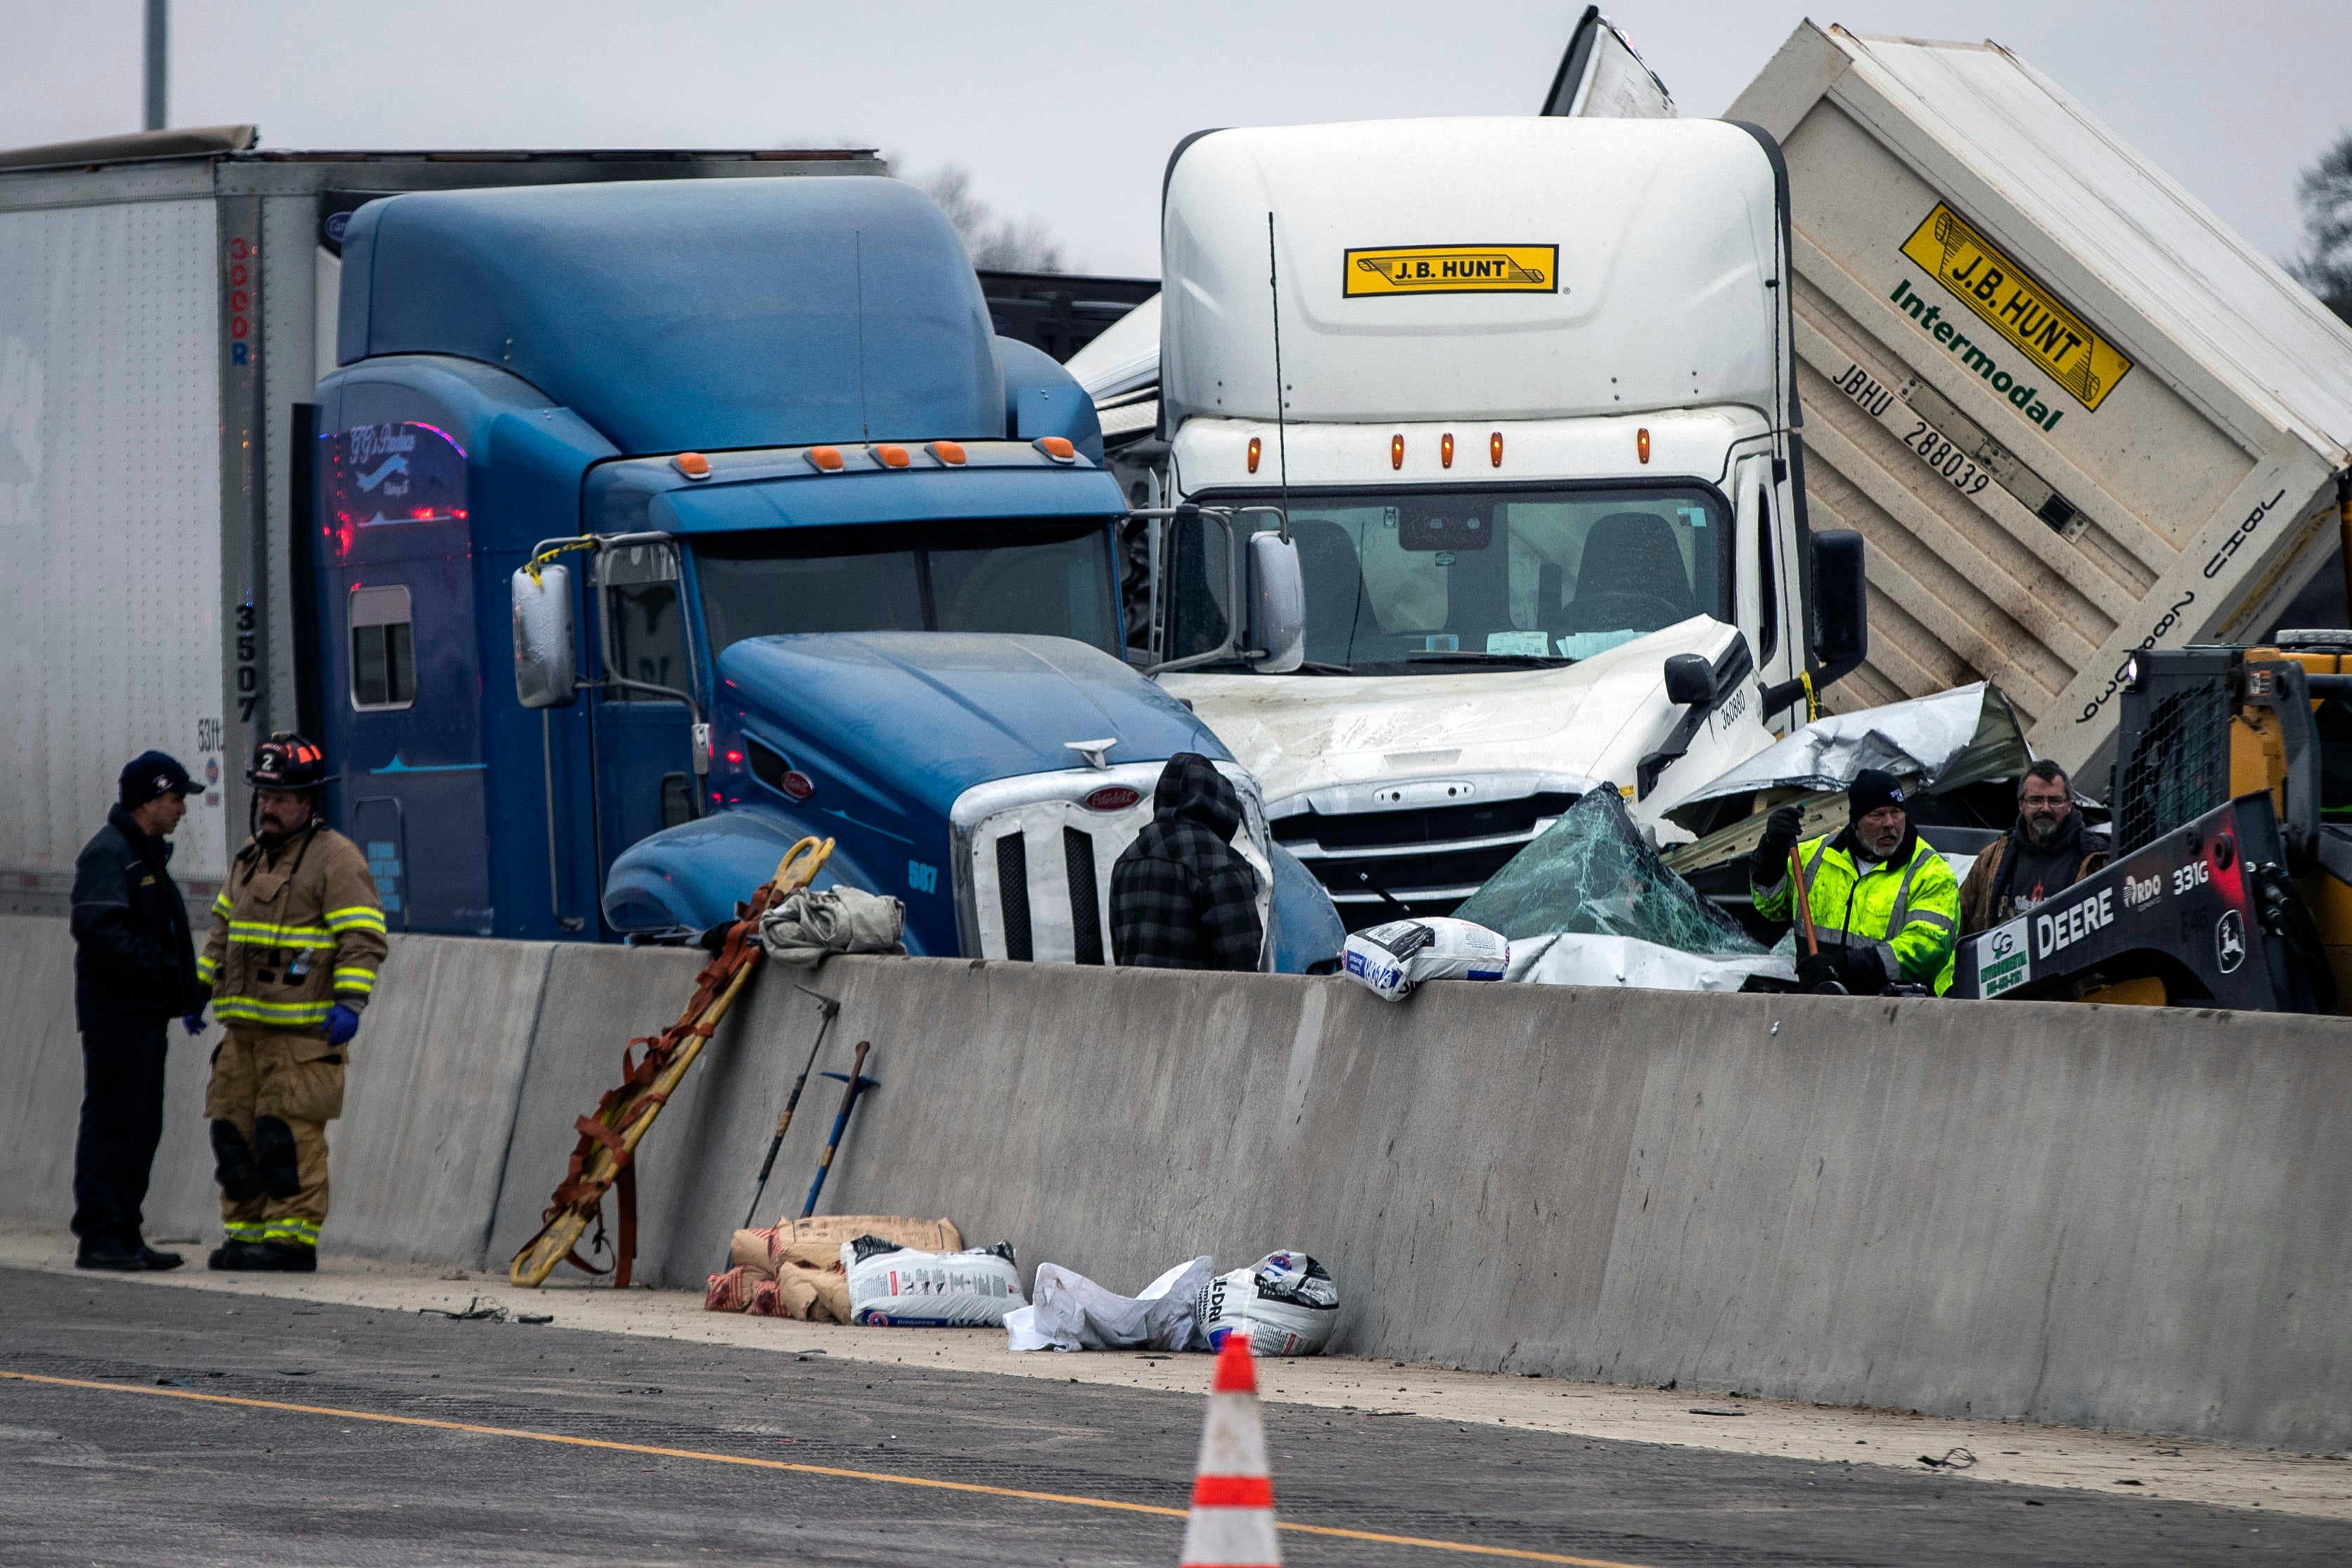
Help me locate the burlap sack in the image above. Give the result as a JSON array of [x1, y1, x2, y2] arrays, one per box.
[[704, 1265, 758, 1313], [716, 1216, 964, 1321]]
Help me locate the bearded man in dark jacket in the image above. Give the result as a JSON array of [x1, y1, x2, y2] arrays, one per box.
[[1109, 753, 1263, 971], [1958, 758, 2110, 933]]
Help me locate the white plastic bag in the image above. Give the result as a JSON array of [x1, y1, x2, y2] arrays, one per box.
[[1193, 1250, 1339, 1357], [841, 1236, 1025, 1326], [1005, 1256, 1215, 1352], [1341, 917, 1509, 1001]]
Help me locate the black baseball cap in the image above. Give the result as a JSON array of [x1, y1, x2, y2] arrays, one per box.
[[119, 751, 199, 810]]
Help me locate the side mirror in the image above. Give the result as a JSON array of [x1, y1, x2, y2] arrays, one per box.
[[1247, 532, 1305, 674], [1662, 652, 1716, 706], [1811, 529, 1868, 682], [511, 564, 577, 709]]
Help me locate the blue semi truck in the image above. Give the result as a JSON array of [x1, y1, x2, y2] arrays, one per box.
[[304, 176, 1340, 966]]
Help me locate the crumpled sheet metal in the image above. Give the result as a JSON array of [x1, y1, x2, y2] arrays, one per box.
[[1453, 786, 1764, 956], [1680, 683, 2028, 803]]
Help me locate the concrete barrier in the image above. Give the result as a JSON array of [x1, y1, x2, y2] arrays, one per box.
[[483, 942, 718, 1276], [9, 909, 2351, 1449], [324, 935, 554, 1265], [0, 914, 221, 1239]]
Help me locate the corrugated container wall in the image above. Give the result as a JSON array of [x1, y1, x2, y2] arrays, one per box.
[[1730, 24, 2352, 785], [0, 197, 229, 893]]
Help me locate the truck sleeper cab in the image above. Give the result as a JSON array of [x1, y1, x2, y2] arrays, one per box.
[[306, 176, 1340, 966], [1122, 117, 1868, 926]]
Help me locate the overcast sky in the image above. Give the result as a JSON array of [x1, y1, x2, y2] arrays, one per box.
[[2, 1, 2344, 279]]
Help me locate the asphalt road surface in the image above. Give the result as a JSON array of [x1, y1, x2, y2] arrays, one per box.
[[0, 1267, 2334, 1567]]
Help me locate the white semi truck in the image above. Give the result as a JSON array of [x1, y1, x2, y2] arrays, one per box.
[[1089, 116, 1867, 925]]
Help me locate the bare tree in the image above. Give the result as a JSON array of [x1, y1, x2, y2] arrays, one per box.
[[2289, 130, 2352, 327], [896, 161, 1068, 273]]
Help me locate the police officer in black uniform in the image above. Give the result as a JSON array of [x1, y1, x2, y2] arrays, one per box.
[[67, 751, 209, 1270]]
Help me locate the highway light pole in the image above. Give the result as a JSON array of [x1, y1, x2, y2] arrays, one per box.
[[143, 0, 167, 131]]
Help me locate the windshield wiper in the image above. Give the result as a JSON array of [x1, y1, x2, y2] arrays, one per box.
[[1398, 652, 1573, 668]]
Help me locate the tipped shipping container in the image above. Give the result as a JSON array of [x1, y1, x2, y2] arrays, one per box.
[[1729, 23, 2352, 786]]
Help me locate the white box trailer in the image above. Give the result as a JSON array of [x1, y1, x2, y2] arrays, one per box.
[[0, 129, 879, 916], [1728, 24, 2352, 786]]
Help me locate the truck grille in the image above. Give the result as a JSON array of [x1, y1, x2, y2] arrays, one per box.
[[952, 762, 1273, 966], [1275, 790, 1577, 931]]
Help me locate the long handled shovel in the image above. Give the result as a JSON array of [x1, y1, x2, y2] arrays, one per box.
[[801, 1039, 877, 1219], [740, 984, 839, 1230], [1789, 846, 1846, 996]]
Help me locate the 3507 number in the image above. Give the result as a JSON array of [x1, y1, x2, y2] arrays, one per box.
[[1900, 420, 1991, 497]]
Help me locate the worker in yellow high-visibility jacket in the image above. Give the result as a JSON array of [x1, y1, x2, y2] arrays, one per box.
[[1752, 769, 1960, 995], [192, 734, 387, 1272]]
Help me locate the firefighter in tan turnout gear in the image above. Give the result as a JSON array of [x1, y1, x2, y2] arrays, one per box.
[[194, 734, 387, 1272]]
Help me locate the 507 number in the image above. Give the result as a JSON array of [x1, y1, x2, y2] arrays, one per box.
[[1901, 420, 1992, 498]]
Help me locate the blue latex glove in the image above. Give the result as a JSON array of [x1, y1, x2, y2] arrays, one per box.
[[324, 1003, 361, 1048], [181, 1012, 205, 1036]]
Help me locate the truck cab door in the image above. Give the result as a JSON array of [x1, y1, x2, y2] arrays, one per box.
[[588, 540, 703, 895], [1735, 455, 1804, 733]]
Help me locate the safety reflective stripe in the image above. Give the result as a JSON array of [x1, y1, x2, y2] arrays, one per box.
[[325, 906, 386, 933], [225, 920, 334, 945], [211, 891, 232, 918], [1909, 909, 1956, 933], [1887, 852, 1926, 935], [223, 1222, 268, 1241], [195, 954, 218, 983], [212, 996, 336, 1026], [331, 967, 376, 993], [263, 1218, 320, 1244]]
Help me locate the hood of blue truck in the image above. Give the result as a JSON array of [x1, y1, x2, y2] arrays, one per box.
[[720, 631, 1229, 821]]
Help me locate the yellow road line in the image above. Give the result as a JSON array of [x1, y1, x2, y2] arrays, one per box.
[[0, 1369, 1655, 1567]]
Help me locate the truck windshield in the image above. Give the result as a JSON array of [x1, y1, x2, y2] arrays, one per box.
[[1171, 485, 1730, 673], [694, 520, 1122, 659]]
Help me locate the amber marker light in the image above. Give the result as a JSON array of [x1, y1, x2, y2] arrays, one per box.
[[928, 440, 966, 466], [873, 444, 911, 469], [1391, 433, 1405, 470], [1490, 432, 1503, 468], [1035, 435, 1077, 462], [1440, 433, 1454, 469], [672, 452, 711, 480], [1637, 427, 1651, 464], [807, 446, 845, 473], [1247, 436, 1261, 474]]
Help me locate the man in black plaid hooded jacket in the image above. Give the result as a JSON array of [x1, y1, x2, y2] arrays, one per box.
[[1109, 753, 1263, 970]]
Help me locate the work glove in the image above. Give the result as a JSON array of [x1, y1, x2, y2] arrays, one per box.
[[324, 1003, 362, 1048], [1751, 805, 1807, 883], [1796, 951, 1848, 994], [1843, 945, 1889, 995], [181, 1011, 206, 1036]]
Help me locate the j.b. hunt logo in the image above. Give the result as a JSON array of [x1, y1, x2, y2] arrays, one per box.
[[1344, 244, 1557, 297]]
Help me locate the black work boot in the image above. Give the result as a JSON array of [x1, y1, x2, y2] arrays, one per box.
[[76, 1241, 145, 1272], [138, 1244, 186, 1271], [247, 1241, 318, 1274], [208, 1239, 268, 1271]]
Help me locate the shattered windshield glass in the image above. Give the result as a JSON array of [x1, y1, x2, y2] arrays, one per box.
[[1454, 788, 1764, 956], [1169, 484, 1730, 673]]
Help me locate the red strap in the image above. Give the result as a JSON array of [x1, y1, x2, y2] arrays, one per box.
[[614, 1164, 638, 1289]]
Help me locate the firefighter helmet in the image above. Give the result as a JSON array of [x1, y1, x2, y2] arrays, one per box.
[[244, 732, 336, 792]]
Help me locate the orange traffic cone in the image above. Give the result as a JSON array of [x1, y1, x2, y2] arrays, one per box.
[[1179, 1331, 1281, 1567]]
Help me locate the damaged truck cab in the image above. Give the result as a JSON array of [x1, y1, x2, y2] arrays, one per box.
[[309, 177, 1340, 966], [1095, 118, 1869, 927]]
